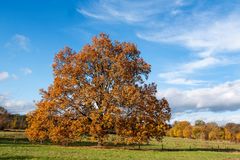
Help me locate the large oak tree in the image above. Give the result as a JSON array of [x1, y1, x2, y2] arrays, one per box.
[[26, 33, 171, 145]]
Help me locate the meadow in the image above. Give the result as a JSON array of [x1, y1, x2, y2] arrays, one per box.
[[0, 131, 240, 160]]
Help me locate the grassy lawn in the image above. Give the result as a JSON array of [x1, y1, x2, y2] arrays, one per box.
[[0, 131, 240, 160]]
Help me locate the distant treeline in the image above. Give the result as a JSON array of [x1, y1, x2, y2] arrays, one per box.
[[167, 120, 240, 142], [0, 106, 27, 130], [1, 104, 240, 143]]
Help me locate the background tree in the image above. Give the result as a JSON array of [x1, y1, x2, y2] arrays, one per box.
[[183, 125, 192, 138], [195, 120, 206, 126], [191, 126, 205, 139], [206, 122, 224, 140], [0, 106, 9, 130], [192, 120, 207, 140], [7, 114, 27, 129], [26, 33, 171, 146], [224, 123, 240, 141], [167, 121, 191, 138], [0, 106, 27, 130], [236, 133, 240, 142], [167, 120, 240, 143]]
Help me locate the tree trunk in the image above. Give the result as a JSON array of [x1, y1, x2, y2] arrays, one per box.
[[147, 138, 150, 145], [98, 141, 102, 146], [97, 137, 103, 146]]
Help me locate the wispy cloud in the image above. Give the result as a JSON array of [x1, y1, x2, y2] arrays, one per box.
[[137, 15, 240, 57], [182, 57, 221, 72], [21, 67, 32, 75], [158, 57, 223, 85], [0, 72, 9, 81], [77, 8, 107, 20], [5, 34, 30, 52], [162, 78, 206, 85], [137, 12, 240, 85], [77, 0, 185, 23]]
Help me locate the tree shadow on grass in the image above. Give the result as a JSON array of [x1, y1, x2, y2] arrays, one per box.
[[68, 141, 155, 150], [0, 156, 35, 160], [0, 138, 41, 148], [0, 138, 29, 145], [130, 147, 240, 153], [71, 141, 240, 153], [68, 140, 153, 147], [69, 141, 98, 146], [1, 137, 239, 153]]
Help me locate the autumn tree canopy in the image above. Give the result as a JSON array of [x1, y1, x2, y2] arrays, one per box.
[[26, 33, 171, 145]]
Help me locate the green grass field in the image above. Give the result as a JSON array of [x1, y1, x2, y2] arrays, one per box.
[[0, 131, 240, 160]]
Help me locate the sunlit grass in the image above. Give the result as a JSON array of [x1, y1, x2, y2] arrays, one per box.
[[0, 131, 240, 160]]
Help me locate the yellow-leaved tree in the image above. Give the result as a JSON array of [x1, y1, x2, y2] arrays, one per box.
[[26, 33, 171, 146]]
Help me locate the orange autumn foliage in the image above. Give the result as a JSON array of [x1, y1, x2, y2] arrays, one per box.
[[26, 33, 171, 145]]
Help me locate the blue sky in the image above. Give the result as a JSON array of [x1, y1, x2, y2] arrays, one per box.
[[1, 0, 240, 124]]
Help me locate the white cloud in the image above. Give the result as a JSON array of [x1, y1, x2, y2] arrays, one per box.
[[181, 18, 240, 57], [0, 93, 34, 114], [0, 72, 9, 81], [171, 110, 240, 125], [5, 34, 30, 52], [158, 80, 240, 112], [4, 100, 34, 114], [21, 67, 32, 75]]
